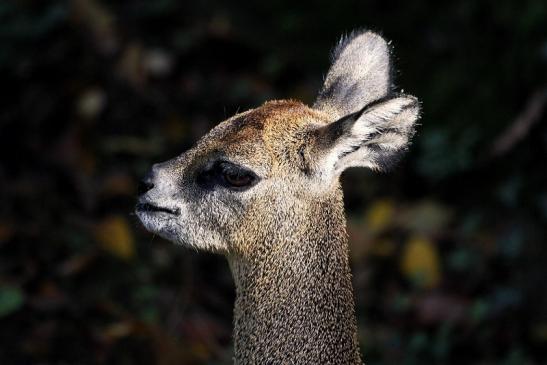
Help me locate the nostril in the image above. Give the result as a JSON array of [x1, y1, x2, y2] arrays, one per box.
[[138, 179, 154, 195], [139, 166, 160, 195]]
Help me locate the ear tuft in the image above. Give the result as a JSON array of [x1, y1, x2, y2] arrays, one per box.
[[309, 30, 421, 179], [313, 95, 421, 175], [314, 30, 393, 118]]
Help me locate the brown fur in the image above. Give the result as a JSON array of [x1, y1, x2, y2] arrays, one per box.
[[136, 30, 420, 364], [226, 101, 361, 364]]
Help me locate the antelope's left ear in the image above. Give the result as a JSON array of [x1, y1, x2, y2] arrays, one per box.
[[312, 95, 420, 175]]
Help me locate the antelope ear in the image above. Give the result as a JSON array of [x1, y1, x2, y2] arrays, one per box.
[[312, 95, 420, 175], [314, 30, 393, 118]]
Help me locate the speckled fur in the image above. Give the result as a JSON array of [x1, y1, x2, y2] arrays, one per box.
[[137, 30, 421, 365]]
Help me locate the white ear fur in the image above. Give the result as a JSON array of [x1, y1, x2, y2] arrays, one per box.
[[314, 30, 392, 118], [311, 30, 420, 178], [318, 95, 420, 176]]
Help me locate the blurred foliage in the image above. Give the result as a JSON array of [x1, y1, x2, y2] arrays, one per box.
[[1, 0, 547, 364]]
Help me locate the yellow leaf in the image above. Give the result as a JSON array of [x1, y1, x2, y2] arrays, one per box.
[[400, 235, 441, 289], [365, 199, 394, 233], [95, 216, 135, 260], [400, 201, 451, 235]]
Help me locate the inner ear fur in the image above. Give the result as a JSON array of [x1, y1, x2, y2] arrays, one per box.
[[312, 95, 420, 174], [314, 30, 394, 118]]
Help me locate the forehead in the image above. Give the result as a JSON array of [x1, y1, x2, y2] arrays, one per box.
[[193, 100, 327, 171]]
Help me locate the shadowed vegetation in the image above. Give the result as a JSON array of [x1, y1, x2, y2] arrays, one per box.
[[1, 0, 547, 364]]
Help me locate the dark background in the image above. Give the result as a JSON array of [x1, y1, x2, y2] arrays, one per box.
[[1, 0, 547, 364]]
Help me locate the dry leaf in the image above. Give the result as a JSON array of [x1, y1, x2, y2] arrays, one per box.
[[400, 235, 441, 289], [365, 199, 395, 233], [95, 216, 135, 260], [400, 201, 451, 235], [101, 321, 134, 341]]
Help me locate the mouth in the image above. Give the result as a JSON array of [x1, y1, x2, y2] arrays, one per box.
[[135, 202, 180, 216]]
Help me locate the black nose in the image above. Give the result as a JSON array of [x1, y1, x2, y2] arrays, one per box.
[[138, 171, 155, 195]]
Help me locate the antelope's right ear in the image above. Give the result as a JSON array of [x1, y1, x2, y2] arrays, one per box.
[[310, 95, 420, 177], [314, 30, 393, 118], [309, 30, 420, 178]]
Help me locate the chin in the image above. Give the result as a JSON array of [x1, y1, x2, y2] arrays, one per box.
[[136, 210, 177, 241], [135, 203, 227, 252]]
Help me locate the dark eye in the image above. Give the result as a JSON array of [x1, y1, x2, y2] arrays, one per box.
[[197, 161, 258, 191], [219, 162, 257, 190], [223, 169, 253, 187]]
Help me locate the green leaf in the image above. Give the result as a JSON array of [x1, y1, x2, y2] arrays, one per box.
[[0, 286, 24, 317]]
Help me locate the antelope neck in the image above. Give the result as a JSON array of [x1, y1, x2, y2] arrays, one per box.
[[228, 196, 362, 364]]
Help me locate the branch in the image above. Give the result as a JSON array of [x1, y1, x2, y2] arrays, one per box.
[[489, 88, 547, 157]]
